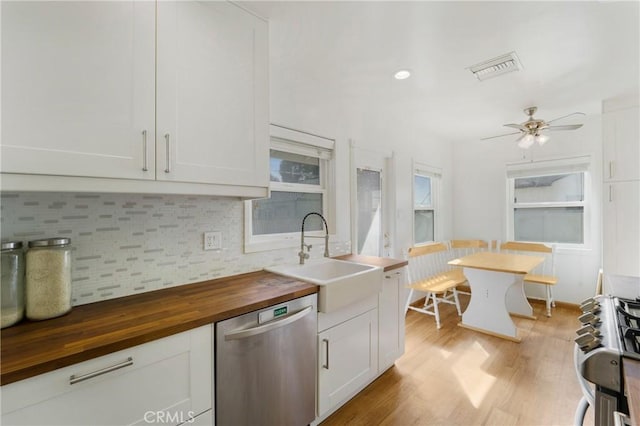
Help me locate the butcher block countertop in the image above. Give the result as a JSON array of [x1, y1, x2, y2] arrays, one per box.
[[333, 254, 407, 272], [0, 271, 317, 386]]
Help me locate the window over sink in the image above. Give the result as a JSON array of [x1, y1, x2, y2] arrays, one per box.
[[244, 125, 335, 253]]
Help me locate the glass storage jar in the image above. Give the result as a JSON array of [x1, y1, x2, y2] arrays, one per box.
[[26, 238, 72, 320], [1, 241, 25, 328]]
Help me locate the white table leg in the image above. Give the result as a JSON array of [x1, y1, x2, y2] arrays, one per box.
[[506, 276, 535, 318], [460, 267, 521, 341]]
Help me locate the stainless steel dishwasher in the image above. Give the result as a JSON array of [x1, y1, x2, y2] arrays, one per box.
[[216, 293, 317, 426]]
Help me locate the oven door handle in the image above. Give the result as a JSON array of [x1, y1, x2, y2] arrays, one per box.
[[573, 344, 595, 406]]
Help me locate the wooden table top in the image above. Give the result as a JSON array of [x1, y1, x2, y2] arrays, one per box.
[[332, 254, 407, 272], [448, 251, 544, 274], [625, 358, 640, 426], [0, 271, 317, 386]]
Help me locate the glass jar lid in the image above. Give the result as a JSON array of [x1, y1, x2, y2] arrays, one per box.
[[1, 241, 23, 251], [28, 238, 71, 248]]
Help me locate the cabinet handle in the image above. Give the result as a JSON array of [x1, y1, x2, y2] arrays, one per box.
[[69, 357, 133, 385], [609, 161, 614, 179], [322, 338, 329, 369], [141, 130, 148, 172], [609, 184, 613, 202], [164, 133, 171, 173]]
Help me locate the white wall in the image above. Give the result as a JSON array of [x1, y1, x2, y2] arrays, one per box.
[[452, 114, 603, 304]]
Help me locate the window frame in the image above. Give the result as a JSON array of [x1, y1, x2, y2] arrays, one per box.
[[505, 156, 592, 248], [412, 162, 441, 246], [244, 125, 335, 253]]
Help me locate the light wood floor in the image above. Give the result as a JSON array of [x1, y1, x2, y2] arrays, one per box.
[[322, 295, 592, 426]]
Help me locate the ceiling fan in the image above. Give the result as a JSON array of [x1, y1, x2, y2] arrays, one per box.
[[482, 106, 585, 148]]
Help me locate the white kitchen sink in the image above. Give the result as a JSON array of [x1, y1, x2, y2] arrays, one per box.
[[265, 258, 383, 313]]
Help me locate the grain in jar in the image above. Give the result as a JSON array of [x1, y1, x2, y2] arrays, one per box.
[[1, 241, 25, 328], [26, 238, 72, 320]]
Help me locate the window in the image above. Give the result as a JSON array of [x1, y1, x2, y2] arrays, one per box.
[[413, 163, 441, 245], [244, 125, 334, 252], [507, 156, 591, 245]]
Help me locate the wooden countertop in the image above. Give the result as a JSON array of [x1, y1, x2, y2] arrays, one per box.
[[448, 251, 543, 274], [333, 254, 407, 272], [0, 271, 317, 386], [625, 358, 640, 426]]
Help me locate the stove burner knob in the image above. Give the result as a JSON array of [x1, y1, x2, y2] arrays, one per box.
[[576, 324, 601, 337], [578, 311, 600, 326], [580, 300, 600, 313], [583, 338, 601, 352], [575, 332, 598, 349]]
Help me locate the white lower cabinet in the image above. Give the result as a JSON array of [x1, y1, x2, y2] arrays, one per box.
[[378, 269, 406, 371], [317, 308, 378, 417], [1, 325, 213, 426]]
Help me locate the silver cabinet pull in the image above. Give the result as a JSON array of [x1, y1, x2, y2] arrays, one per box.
[[164, 133, 171, 173], [322, 339, 330, 369], [69, 357, 133, 385], [609, 161, 614, 179], [142, 130, 148, 172], [609, 184, 613, 202]]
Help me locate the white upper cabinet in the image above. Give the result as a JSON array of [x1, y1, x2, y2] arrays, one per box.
[[603, 105, 640, 182], [156, 1, 269, 187], [1, 1, 269, 195], [1, 1, 156, 180]]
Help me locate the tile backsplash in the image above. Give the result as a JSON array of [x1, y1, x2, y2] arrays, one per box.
[[1, 192, 349, 306]]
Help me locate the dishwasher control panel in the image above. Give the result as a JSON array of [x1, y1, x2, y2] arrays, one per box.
[[258, 303, 289, 323]]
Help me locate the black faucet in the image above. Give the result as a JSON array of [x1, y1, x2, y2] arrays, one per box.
[[299, 212, 330, 264]]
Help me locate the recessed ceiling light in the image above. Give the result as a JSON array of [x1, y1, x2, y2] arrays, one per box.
[[394, 69, 411, 80]]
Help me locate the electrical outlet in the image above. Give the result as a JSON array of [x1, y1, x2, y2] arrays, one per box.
[[204, 231, 222, 251]]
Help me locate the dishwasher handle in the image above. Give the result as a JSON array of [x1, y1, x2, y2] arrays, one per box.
[[225, 305, 314, 341]]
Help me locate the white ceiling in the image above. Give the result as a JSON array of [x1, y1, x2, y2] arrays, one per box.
[[242, 0, 640, 144]]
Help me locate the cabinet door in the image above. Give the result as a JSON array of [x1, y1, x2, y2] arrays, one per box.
[[156, 1, 269, 187], [318, 309, 378, 417], [1, 325, 212, 426], [603, 181, 640, 277], [1, 1, 156, 179], [603, 107, 640, 182], [378, 270, 406, 371]]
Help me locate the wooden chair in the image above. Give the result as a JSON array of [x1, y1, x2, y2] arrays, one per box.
[[404, 242, 464, 329], [499, 241, 558, 317], [448, 240, 489, 295]]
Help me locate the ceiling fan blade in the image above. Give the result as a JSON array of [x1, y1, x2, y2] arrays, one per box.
[[546, 112, 585, 124], [504, 123, 525, 130], [547, 124, 583, 131], [480, 131, 521, 141]]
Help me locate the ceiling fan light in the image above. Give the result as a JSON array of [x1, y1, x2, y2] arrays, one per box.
[[536, 133, 550, 146], [517, 133, 535, 149]]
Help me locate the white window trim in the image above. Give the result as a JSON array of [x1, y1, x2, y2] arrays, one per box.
[[505, 155, 592, 249], [413, 161, 441, 246], [244, 125, 335, 253]]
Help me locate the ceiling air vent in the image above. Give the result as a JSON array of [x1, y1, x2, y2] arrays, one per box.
[[468, 51, 522, 81]]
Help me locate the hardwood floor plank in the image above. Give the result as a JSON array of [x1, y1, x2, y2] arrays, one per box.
[[321, 296, 593, 426]]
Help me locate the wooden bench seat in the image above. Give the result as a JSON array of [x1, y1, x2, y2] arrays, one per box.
[[524, 274, 558, 286], [408, 269, 467, 293]]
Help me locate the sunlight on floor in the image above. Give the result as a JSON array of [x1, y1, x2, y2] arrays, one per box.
[[451, 340, 496, 408], [439, 348, 452, 359]]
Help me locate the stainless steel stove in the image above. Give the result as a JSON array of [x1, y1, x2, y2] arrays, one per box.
[[574, 295, 638, 426]]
